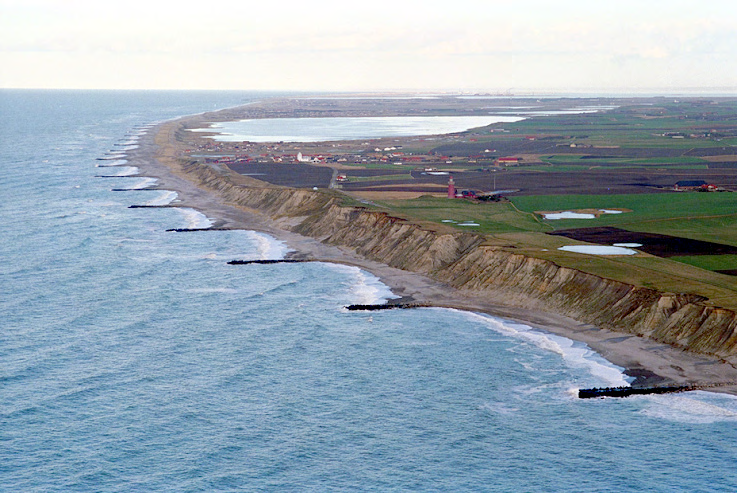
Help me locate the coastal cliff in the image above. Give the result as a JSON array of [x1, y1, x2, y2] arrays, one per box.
[[178, 159, 737, 361]]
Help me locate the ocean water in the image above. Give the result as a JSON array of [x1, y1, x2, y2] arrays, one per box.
[[3, 90, 737, 492]]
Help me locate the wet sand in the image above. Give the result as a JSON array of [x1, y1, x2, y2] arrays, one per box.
[[124, 117, 737, 395]]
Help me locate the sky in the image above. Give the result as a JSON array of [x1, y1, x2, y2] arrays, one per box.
[[1, 0, 736, 94]]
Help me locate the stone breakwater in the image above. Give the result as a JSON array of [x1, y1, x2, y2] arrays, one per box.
[[177, 158, 737, 362]]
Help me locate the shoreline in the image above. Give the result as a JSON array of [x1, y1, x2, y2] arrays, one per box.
[[125, 114, 737, 395]]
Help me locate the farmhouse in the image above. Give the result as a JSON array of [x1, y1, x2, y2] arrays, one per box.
[[497, 157, 520, 166], [674, 180, 717, 191]]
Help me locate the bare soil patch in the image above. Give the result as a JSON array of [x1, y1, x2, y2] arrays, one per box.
[[704, 155, 737, 162], [550, 226, 737, 257], [343, 185, 447, 193], [228, 162, 332, 188]]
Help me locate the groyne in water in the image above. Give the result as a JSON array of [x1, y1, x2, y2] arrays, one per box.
[[129, 204, 178, 209], [158, 155, 737, 362], [578, 385, 694, 399], [167, 227, 233, 232], [227, 259, 312, 265], [345, 303, 429, 311], [578, 382, 737, 398]]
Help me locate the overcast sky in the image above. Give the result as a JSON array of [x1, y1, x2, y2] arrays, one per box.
[[2, 0, 736, 93]]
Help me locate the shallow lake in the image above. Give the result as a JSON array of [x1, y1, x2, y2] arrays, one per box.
[[191, 115, 525, 142]]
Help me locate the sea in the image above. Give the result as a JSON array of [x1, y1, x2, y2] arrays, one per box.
[[3, 90, 737, 492]]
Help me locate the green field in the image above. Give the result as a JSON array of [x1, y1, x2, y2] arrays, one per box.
[[524, 163, 709, 172], [373, 191, 737, 309], [471, 101, 737, 150], [341, 162, 414, 170], [345, 173, 413, 183], [670, 255, 737, 272], [510, 193, 737, 239], [375, 196, 546, 234], [540, 155, 708, 166], [377, 192, 737, 244]]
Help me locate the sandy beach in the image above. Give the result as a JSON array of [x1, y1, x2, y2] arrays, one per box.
[[126, 117, 737, 395]]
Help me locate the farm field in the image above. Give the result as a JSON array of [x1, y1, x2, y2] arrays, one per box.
[[379, 192, 737, 244], [373, 196, 546, 235], [185, 95, 737, 309], [372, 191, 737, 309], [510, 193, 737, 237]]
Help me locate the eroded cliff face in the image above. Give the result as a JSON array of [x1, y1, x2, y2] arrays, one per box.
[[181, 161, 737, 359], [442, 248, 737, 357]]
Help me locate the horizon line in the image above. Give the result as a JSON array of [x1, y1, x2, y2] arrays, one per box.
[[2, 87, 737, 97]]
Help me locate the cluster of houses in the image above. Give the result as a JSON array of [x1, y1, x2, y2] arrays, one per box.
[[198, 153, 523, 168], [656, 131, 734, 141], [185, 134, 524, 169], [192, 144, 523, 168]]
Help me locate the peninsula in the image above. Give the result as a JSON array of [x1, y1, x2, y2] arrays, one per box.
[[124, 94, 737, 393]]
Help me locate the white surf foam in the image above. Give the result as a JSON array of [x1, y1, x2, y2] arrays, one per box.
[[327, 264, 400, 305], [145, 190, 177, 206], [245, 231, 291, 260], [114, 166, 138, 176], [184, 287, 238, 294], [177, 208, 213, 229], [96, 159, 128, 167], [129, 177, 158, 190], [460, 310, 630, 387], [639, 391, 737, 424]]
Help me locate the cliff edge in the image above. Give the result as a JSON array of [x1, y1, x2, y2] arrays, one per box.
[[179, 159, 737, 363]]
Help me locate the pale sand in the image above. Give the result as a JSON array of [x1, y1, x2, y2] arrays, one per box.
[[124, 119, 737, 394]]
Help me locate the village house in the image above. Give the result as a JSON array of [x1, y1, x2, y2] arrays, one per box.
[[497, 157, 520, 166]]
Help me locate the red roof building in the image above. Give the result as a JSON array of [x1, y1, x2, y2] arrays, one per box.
[[497, 157, 520, 166]]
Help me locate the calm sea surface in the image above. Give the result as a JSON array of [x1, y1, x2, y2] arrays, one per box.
[[3, 90, 737, 492]]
